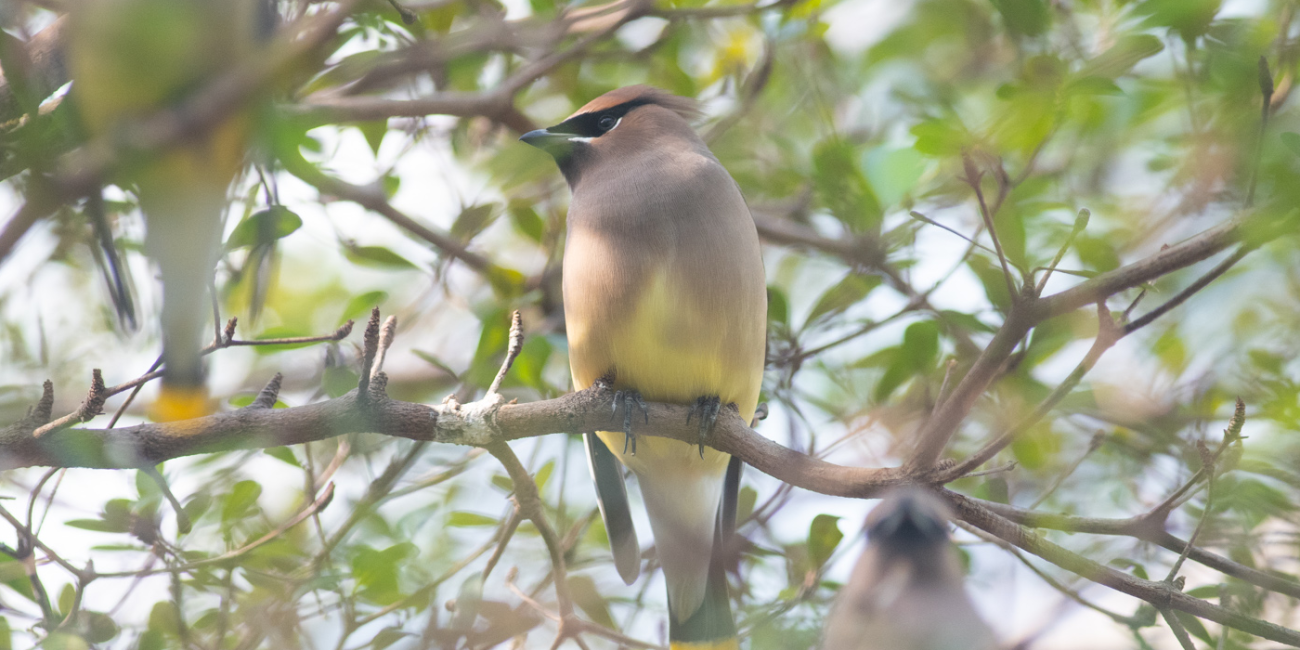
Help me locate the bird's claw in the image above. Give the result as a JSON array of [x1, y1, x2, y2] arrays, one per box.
[[688, 396, 722, 459], [612, 390, 648, 455]]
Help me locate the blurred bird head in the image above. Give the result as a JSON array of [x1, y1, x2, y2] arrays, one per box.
[[866, 487, 953, 555], [519, 85, 703, 186]]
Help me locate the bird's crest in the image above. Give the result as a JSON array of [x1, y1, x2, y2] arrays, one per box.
[[573, 85, 702, 121]]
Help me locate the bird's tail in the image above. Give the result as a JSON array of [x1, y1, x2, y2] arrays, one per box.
[[143, 180, 226, 422], [151, 249, 214, 422], [668, 459, 741, 650], [668, 547, 737, 650]]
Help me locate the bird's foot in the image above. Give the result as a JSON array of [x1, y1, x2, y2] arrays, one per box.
[[611, 389, 648, 455], [687, 396, 723, 459]]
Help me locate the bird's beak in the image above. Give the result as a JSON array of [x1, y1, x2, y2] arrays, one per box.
[[519, 128, 574, 157]]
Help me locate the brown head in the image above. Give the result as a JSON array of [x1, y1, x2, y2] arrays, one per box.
[[519, 85, 705, 186]]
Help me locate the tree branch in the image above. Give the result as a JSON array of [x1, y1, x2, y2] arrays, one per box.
[[1036, 215, 1249, 320], [945, 490, 1300, 646]]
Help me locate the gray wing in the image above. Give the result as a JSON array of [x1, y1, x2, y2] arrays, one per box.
[[584, 433, 640, 584]]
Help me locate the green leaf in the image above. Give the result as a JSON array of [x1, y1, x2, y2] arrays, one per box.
[[0, 556, 34, 601], [149, 601, 180, 637], [509, 336, 554, 392], [225, 206, 302, 251], [967, 255, 1013, 311], [1173, 610, 1213, 644], [873, 320, 940, 402], [0, 616, 10, 650], [806, 514, 843, 571], [864, 146, 928, 207], [450, 203, 500, 242], [1065, 76, 1123, 96], [567, 575, 616, 628], [323, 366, 359, 398], [486, 266, 526, 297], [911, 117, 970, 156], [248, 326, 316, 354], [534, 460, 556, 494], [39, 633, 89, 650], [467, 309, 511, 387], [991, 0, 1050, 37], [1075, 235, 1121, 272], [1010, 421, 1058, 470], [804, 274, 882, 328], [82, 612, 119, 643], [137, 630, 165, 650], [58, 583, 75, 618], [736, 486, 757, 524], [351, 543, 416, 606], [182, 493, 211, 524], [1281, 132, 1300, 157], [1134, 0, 1221, 38], [491, 474, 513, 492], [767, 286, 790, 326], [508, 203, 546, 243], [344, 244, 419, 270], [812, 137, 883, 231], [1078, 35, 1164, 78], [264, 446, 300, 466], [381, 173, 401, 199], [900, 320, 940, 374], [341, 291, 389, 325], [356, 120, 388, 156], [222, 480, 263, 524], [65, 519, 130, 533], [448, 511, 498, 527], [1109, 558, 1149, 580]]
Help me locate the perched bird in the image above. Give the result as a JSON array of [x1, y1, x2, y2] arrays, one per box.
[[521, 86, 767, 649], [67, 0, 272, 421], [822, 488, 999, 650]]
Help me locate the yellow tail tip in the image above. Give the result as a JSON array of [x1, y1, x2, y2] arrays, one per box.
[[670, 640, 739, 650], [151, 386, 213, 422]]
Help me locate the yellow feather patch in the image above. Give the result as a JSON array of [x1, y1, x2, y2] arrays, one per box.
[[151, 385, 213, 422]]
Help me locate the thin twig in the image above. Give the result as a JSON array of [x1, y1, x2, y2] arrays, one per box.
[[1035, 209, 1090, 295], [1029, 430, 1105, 509], [909, 210, 997, 254], [963, 153, 1019, 300], [1245, 56, 1274, 207], [487, 311, 524, 396], [140, 466, 192, 535], [1162, 608, 1199, 650]]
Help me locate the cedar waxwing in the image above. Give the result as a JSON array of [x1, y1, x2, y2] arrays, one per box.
[[522, 86, 767, 649], [822, 488, 1000, 650], [67, 0, 273, 421]]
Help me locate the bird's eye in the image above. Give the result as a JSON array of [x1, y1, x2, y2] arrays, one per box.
[[598, 115, 618, 131]]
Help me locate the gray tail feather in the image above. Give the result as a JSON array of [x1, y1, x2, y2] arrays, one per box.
[[584, 433, 640, 584]]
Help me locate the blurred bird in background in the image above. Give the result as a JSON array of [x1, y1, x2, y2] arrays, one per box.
[[68, 0, 273, 421], [822, 488, 1000, 650]]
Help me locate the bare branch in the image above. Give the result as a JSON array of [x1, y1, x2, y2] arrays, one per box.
[[33, 369, 106, 438], [939, 302, 1122, 478], [487, 311, 524, 396], [1037, 214, 1249, 319], [946, 490, 1300, 646]]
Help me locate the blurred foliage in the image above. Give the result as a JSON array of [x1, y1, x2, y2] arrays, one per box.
[[0, 0, 1298, 648]]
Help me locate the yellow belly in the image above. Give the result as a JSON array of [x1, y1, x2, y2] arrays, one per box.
[[571, 269, 761, 474]]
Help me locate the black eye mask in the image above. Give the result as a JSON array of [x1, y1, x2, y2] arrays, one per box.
[[547, 99, 650, 138]]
